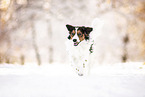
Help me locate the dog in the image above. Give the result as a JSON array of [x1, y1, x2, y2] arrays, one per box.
[[65, 24, 94, 76]]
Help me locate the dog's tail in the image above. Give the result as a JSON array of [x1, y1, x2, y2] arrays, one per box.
[[91, 18, 104, 41]]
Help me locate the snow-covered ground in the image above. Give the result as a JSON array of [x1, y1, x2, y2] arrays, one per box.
[[0, 62, 145, 97]]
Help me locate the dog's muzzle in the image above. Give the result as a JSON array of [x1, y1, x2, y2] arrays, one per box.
[[73, 39, 81, 46], [74, 42, 79, 46]]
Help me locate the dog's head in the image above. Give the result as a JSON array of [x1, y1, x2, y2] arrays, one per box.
[[66, 24, 93, 46]]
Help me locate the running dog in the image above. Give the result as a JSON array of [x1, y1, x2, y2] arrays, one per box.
[[65, 24, 94, 76]]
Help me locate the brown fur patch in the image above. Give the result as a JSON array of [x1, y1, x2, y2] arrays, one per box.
[[77, 30, 85, 41], [69, 30, 76, 39]]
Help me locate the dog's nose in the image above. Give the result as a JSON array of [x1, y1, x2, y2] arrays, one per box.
[[73, 39, 77, 42]]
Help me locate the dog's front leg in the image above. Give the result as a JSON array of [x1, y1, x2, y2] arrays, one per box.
[[76, 57, 86, 76], [70, 55, 81, 75]]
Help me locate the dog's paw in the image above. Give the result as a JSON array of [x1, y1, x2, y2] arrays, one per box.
[[78, 73, 83, 76]]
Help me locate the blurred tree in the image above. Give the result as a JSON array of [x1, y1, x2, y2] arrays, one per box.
[[106, 0, 145, 62], [31, 14, 41, 65], [0, 0, 13, 63]]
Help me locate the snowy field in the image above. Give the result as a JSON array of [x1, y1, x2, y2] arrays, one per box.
[[0, 62, 145, 97]]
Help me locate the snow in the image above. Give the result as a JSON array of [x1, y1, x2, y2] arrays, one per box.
[[0, 62, 145, 97]]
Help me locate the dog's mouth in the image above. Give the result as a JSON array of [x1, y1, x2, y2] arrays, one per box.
[[74, 41, 80, 46], [74, 42, 78, 46]]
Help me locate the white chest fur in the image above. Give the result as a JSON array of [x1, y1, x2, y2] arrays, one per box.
[[66, 40, 90, 58], [65, 40, 91, 76]]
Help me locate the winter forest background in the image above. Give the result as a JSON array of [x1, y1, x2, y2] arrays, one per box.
[[1, 0, 145, 97], [0, 0, 145, 65]]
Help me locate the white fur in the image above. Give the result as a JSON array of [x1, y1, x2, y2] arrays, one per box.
[[65, 18, 104, 76], [65, 39, 91, 76], [91, 18, 104, 41]]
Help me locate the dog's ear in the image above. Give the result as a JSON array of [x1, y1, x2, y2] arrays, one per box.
[[85, 27, 93, 34], [66, 24, 75, 32]]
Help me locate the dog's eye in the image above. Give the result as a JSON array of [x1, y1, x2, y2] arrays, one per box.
[[78, 33, 82, 36], [71, 33, 75, 36]]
